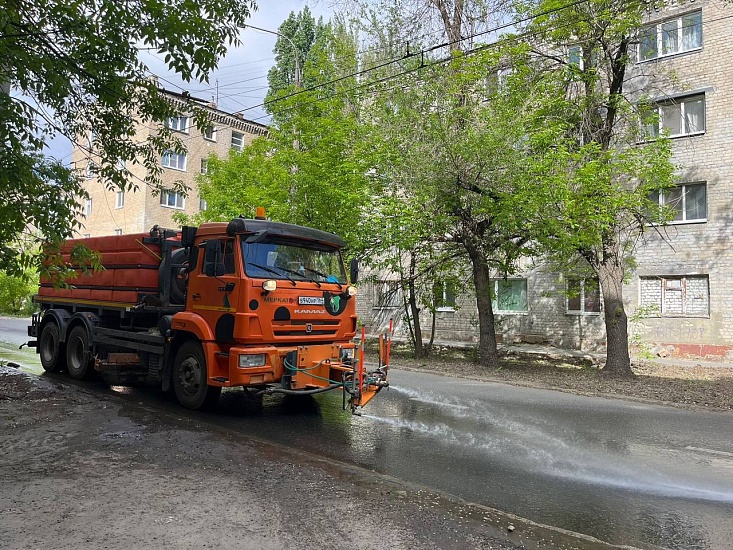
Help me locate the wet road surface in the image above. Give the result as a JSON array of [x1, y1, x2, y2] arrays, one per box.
[[3, 317, 733, 549], [174, 369, 733, 550]]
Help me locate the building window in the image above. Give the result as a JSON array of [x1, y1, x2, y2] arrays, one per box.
[[165, 116, 189, 133], [162, 151, 187, 171], [568, 45, 583, 69], [433, 281, 457, 311], [114, 229, 122, 236], [645, 94, 705, 139], [375, 281, 399, 308], [491, 279, 528, 313], [85, 161, 96, 179], [638, 11, 702, 62], [160, 190, 185, 209], [115, 190, 125, 209], [231, 131, 244, 152], [640, 275, 709, 317], [83, 234, 91, 238], [203, 125, 216, 141], [199, 198, 208, 211], [649, 182, 707, 223], [200, 158, 208, 174], [567, 278, 601, 314], [84, 198, 92, 216]]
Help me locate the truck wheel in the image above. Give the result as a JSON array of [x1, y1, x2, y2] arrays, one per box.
[[173, 341, 221, 410], [66, 325, 93, 380], [39, 322, 65, 373]]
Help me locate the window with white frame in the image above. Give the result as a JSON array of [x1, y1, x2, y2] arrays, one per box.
[[640, 275, 709, 317], [566, 277, 601, 314], [165, 116, 189, 133], [486, 67, 512, 96], [200, 158, 208, 174], [115, 190, 125, 209], [85, 161, 96, 179], [638, 11, 702, 62], [199, 198, 208, 211], [649, 182, 707, 223], [162, 151, 187, 171], [114, 229, 122, 236], [84, 198, 92, 216], [375, 281, 399, 308], [203, 125, 216, 141], [433, 281, 457, 311], [83, 233, 91, 238], [231, 131, 244, 151], [491, 278, 528, 313], [568, 45, 583, 69], [160, 190, 185, 209], [645, 94, 705, 138]]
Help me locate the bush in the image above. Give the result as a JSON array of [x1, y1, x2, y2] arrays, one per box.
[[0, 270, 38, 316]]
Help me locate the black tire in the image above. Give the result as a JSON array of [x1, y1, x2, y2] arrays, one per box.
[[66, 325, 93, 380], [39, 322, 65, 373], [173, 341, 221, 410]]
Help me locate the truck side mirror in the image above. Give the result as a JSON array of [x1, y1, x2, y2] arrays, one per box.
[[204, 240, 226, 277], [349, 258, 359, 284], [181, 226, 197, 248]]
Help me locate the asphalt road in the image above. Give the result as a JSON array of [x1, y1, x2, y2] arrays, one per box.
[[0, 316, 30, 346], [3, 316, 733, 549]]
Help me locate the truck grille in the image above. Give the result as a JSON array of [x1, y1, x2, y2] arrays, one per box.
[[273, 319, 340, 337]]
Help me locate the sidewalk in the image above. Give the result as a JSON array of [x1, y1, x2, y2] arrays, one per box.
[[376, 336, 733, 370]]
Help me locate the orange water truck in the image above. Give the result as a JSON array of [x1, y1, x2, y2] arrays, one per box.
[[27, 209, 388, 412]]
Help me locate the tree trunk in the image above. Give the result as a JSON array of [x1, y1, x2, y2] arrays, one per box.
[[408, 277, 425, 357], [464, 243, 500, 368], [597, 257, 632, 377], [406, 253, 425, 358]]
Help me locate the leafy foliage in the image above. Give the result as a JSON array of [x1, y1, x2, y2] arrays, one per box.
[[0, 268, 38, 315], [197, 17, 373, 248], [518, 0, 677, 375], [0, 0, 257, 275]]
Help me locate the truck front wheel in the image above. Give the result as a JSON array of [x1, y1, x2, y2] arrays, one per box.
[[39, 322, 65, 373], [173, 341, 221, 410], [66, 325, 93, 380]]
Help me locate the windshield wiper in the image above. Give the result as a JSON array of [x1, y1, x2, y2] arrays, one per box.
[[302, 266, 342, 289], [247, 262, 295, 286], [276, 265, 321, 287]]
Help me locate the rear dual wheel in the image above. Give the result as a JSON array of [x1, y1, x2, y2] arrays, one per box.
[[39, 322, 65, 373], [66, 326, 93, 380]]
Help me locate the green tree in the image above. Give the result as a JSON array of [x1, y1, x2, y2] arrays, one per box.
[[520, 0, 676, 376], [264, 7, 322, 104], [0, 0, 257, 275], [197, 17, 372, 247], [0, 268, 38, 315]]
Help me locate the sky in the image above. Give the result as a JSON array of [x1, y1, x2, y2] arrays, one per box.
[[48, 1, 332, 163]]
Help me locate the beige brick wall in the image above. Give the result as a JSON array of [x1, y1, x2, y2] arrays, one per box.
[[625, 0, 733, 353], [73, 91, 267, 237], [359, 1, 733, 355]]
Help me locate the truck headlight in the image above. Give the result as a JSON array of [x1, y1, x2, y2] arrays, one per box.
[[239, 354, 266, 368]]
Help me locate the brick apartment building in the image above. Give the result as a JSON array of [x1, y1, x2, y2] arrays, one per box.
[[72, 89, 267, 237], [357, 0, 733, 358]]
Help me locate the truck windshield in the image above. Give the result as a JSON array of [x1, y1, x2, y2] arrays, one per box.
[[241, 238, 348, 284]]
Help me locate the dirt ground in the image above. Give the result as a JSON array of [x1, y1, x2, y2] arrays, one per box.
[[0, 366, 625, 550]]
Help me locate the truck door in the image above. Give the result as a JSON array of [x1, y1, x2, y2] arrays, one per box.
[[189, 237, 241, 342]]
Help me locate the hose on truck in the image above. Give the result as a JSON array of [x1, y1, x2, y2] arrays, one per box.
[[283, 357, 344, 386]]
